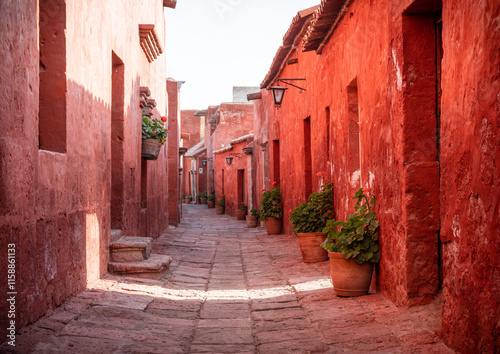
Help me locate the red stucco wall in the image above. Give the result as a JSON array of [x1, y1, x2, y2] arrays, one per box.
[[180, 109, 201, 197], [205, 105, 220, 194], [437, 1, 499, 352], [213, 103, 254, 152], [254, 0, 499, 352], [0, 0, 172, 341], [167, 79, 181, 226], [214, 142, 250, 217]]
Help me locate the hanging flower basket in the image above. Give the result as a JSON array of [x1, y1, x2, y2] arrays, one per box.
[[141, 139, 161, 160], [141, 115, 168, 160]]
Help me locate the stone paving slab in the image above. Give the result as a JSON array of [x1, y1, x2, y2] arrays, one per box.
[[1, 204, 456, 353]]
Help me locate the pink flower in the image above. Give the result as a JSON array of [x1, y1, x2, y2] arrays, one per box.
[[161, 116, 167, 122], [152, 131, 157, 135], [316, 172, 322, 177]]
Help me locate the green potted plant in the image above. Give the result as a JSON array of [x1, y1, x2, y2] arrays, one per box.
[[289, 182, 334, 263], [215, 195, 225, 215], [141, 115, 168, 160], [199, 191, 208, 204], [207, 191, 215, 208], [185, 194, 193, 204], [259, 182, 282, 235], [321, 188, 380, 297], [236, 203, 247, 220], [246, 208, 259, 228]]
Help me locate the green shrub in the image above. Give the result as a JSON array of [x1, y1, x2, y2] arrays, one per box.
[[289, 182, 333, 235], [321, 188, 380, 264], [259, 185, 282, 221]]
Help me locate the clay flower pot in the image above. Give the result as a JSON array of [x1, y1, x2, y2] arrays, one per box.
[[246, 215, 258, 228], [185, 197, 192, 204], [215, 205, 224, 215], [207, 201, 215, 208], [328, 252, 374, 297], [201, 197, 207, 204], [297, 232, 328, 263], [236, 209, 246, 220], [265, 217, 281, 235]]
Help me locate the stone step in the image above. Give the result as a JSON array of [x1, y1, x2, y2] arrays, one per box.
[[110, 236, 152, 262], [108, 254, 173, 280]]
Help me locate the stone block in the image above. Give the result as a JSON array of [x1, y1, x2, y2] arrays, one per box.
[[108, 254, 172, 280], [110, 236, 152, 262]]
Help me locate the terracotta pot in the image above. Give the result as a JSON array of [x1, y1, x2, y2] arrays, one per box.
[[215, 205, 224, 215], [265, 217, 281, 235], [246, 215, 258, 228], [201, 198, 207, 204], [328, 252, 374, 297], [236, 209, 246, 220], [207, 201, 215, 208], [297, 232, 328, 263], [141, 139, 161, 160], [185, 197, 192, 204]]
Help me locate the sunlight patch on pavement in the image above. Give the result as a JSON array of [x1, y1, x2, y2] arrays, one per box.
[[292, 279, 333, 292], [95, 279, 332, 301]]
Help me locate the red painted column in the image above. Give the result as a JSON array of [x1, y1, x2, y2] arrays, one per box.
[[167, 79, 180, 226]]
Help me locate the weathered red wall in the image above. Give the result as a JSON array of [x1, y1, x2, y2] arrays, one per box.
[[205, 105, 220, 194], [167, 79, 181, 226], [437, 1, 499, 352], [0, 0, 172, 342], [213, 103, 254, 151], [196, 156, 208, 196], [180, 109, 201, 197], [254, 0, 499, 352], [214, 142, 250, 217]]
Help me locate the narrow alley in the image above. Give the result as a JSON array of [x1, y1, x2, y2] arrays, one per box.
[[3, 204, 454, 353]]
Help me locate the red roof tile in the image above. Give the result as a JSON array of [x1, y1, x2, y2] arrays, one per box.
[[260, 5, 319, 89], [302, 0, 354, 54]]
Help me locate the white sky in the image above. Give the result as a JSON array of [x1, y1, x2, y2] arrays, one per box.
[[165, 0, 320, 110]]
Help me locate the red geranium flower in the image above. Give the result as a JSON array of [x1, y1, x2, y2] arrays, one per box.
[[161, 116, 167, 122], [152, 131, 157, 135], [289, 209, 292, 215], [316, 172, 322, 177], [261, 188, 265, 192], [272, 181, 277, 186]]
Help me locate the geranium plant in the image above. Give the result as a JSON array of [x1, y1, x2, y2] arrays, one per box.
[[259, 182, 282, 221], [239, 203, 248, 211], [207, 191, 215, 202], [199, 191, 207, 199], [250, 208, 259, 217], [289, 182, 334, 236], [142, 115, 168, 144], [216, 195, 225, 207], [321, 188, 381, 264]]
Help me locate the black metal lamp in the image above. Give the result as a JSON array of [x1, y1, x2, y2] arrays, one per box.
[[202, 160, 207, 166], [269, 78, 306, 107], [269, 84, 287, 107], [225, 153, 241, 166]]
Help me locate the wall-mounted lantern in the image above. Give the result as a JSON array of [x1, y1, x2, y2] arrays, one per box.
[[269, 78, 306, 107], [202, 160, 207, 166], [225, 153, 241, 166]]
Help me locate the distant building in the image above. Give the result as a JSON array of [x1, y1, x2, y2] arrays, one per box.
[[233, 86, 261, 103]]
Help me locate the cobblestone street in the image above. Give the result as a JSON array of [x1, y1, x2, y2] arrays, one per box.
[[3, 205, 455, 353]]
